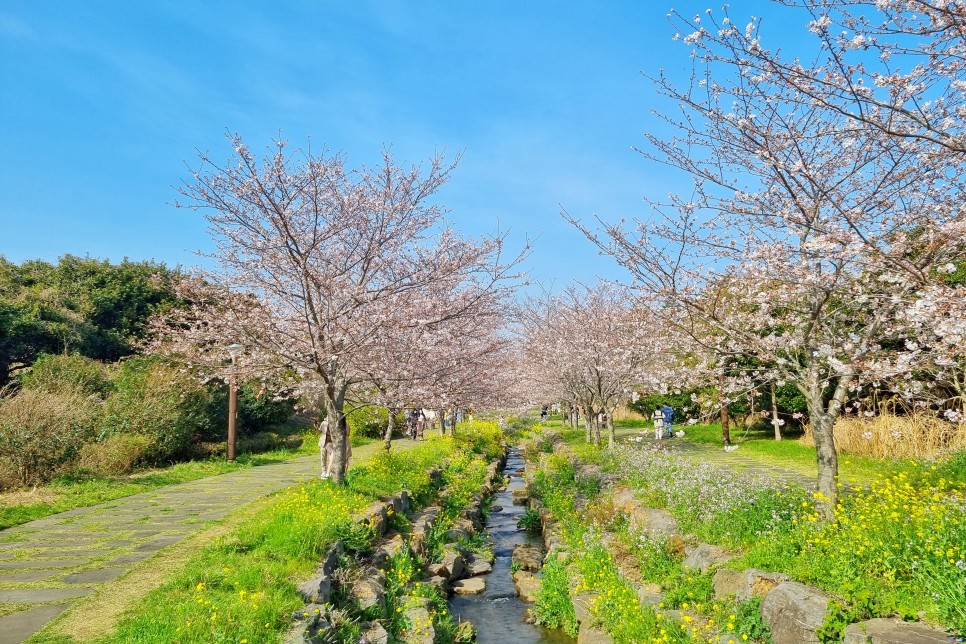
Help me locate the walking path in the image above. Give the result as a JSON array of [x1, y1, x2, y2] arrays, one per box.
[[0, 439, 415, 644]]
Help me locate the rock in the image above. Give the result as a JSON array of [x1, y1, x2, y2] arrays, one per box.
[[577, 621, 613, 644], [635, 583, 663, 606], [630, 508, 679, 539], [402, 605, 435, 644], [489, 504, 504, 513], [512, 543, 544, 572], [460, 507, 483, 531], [408, 506, 440, 556], [297, 573, 332, 604], [741, 568, 789, 600], [513, 570, 541, 603], [439, 546, 465, 581], [683, 543, 732, 573], [320, 541, 343, 575], [466, 558, 492, 576], [760, 582, 830, 644], [351, 577, 386, 614], [445, 518, 476, 542], [426, 575, 449, 595], [712, 568, 743, 599], [452, 577, 487, 595], [357, 502, 389, 536], [372, 533, 409, 570], [360, 621, 390, 644], [572, 593, 597, 624], [842, 618, 958, 644]]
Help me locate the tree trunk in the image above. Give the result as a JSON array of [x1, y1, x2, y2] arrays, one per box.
[[770, 381, 782, 441], [606, 411, 615, 449], [719, 369, 731, 446], [449, 409, 458, 436], [383, 406, 396, 451], [802, 370, 851, 517], [438, 408, 446, 435], [327, 395, 350, 485]]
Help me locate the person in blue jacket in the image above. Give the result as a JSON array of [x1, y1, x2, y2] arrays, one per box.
[[661, 403, 674, 438]]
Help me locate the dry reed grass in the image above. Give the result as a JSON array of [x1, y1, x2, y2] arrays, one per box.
[[614, 407, 646, 421], [800, 413, 966, 459]]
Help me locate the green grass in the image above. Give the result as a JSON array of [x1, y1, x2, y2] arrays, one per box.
[[674, 423, 948, 485]]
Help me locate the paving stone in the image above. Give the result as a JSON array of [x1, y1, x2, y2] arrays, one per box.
[[0, 559, 89, 570], [0, 603, 71, 644], [14, 548, 112, 558], [0, 587, 92, 603], [133, 535, 185, 552], [104, 552, 154, 566], [62, 567, 128, 584], [0, 569, 62, 582]]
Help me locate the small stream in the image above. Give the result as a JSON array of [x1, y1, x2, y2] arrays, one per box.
[[448, 448, 575, 644]]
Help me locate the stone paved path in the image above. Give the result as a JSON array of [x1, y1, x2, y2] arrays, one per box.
[[0, 439, 416, 644]]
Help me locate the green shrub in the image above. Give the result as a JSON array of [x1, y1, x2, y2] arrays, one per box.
[[100, 357, 213, 461], [518, 507, 543, 532], [19, 353, 111, 397], [0, 388, 97, 487], [346, 405, 388, 439], [76, 433, 152, 475]]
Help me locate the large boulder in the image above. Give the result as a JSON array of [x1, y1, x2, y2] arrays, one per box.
[[451, 577, 487, 595], [712, 569, 743, 599], [682, 544, 732, 573], [372, 533, 408, 571], [465, 555, 493, 576], [407, 506, 440, 557], [512, 543, 544, 572], [360, 621, 390, 644], [760, 582, 830, 644], [438, 545, 465, 581], [577, 622, 613, 644], [351, 577, 386, 614], [401, 603, 435, 644], [740, 568, 789, 601], [513, 570, 541, 603], [842, 618, 958, 644], [630, 508, 679, 539], [297, 573, 332, 604]]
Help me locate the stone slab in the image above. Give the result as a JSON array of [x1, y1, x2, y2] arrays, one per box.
[[104, 552, 154, 566], [0, 559, 89, 570], [0, 603, 71, 644], [62, 567, 128, 584], [0, 569, 62, 583], [0, 587, 91, 603]]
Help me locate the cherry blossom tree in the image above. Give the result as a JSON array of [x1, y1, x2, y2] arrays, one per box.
[[569, 5, 966, 511], [155, 134, 525, 484], [517, 282, 652, 447]]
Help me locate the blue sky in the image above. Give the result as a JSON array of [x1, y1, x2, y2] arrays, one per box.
[[0, 1, 803, 288]]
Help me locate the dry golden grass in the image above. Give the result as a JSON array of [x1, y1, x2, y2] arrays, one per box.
[[613, 407, 646, 421], [800, 413, 966, 459], [0, 486, 58, 508]]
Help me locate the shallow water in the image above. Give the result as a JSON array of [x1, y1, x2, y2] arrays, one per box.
[[448, 449, 575, 644]]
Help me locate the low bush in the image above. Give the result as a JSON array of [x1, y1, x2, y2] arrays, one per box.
[[19, 353, 112, 397], [100, 357, 213, 461], [76, 433, 152, 475], [0, 388, 97, 487], [346, 404, 389, 439]]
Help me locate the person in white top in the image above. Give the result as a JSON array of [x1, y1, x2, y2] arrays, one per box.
[[652, 408, 664, 440]]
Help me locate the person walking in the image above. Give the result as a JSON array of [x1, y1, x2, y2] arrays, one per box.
[[661, 403, 675, 439], [652, 407, 664, 440]]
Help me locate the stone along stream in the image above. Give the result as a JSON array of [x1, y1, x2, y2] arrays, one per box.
[[448, 448, 574, 644]]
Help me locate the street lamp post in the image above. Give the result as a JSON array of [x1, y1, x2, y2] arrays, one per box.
[[227, 343, 244, 461]]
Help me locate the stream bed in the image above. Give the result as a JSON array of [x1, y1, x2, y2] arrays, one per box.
[[448, 448, 575, 644]]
